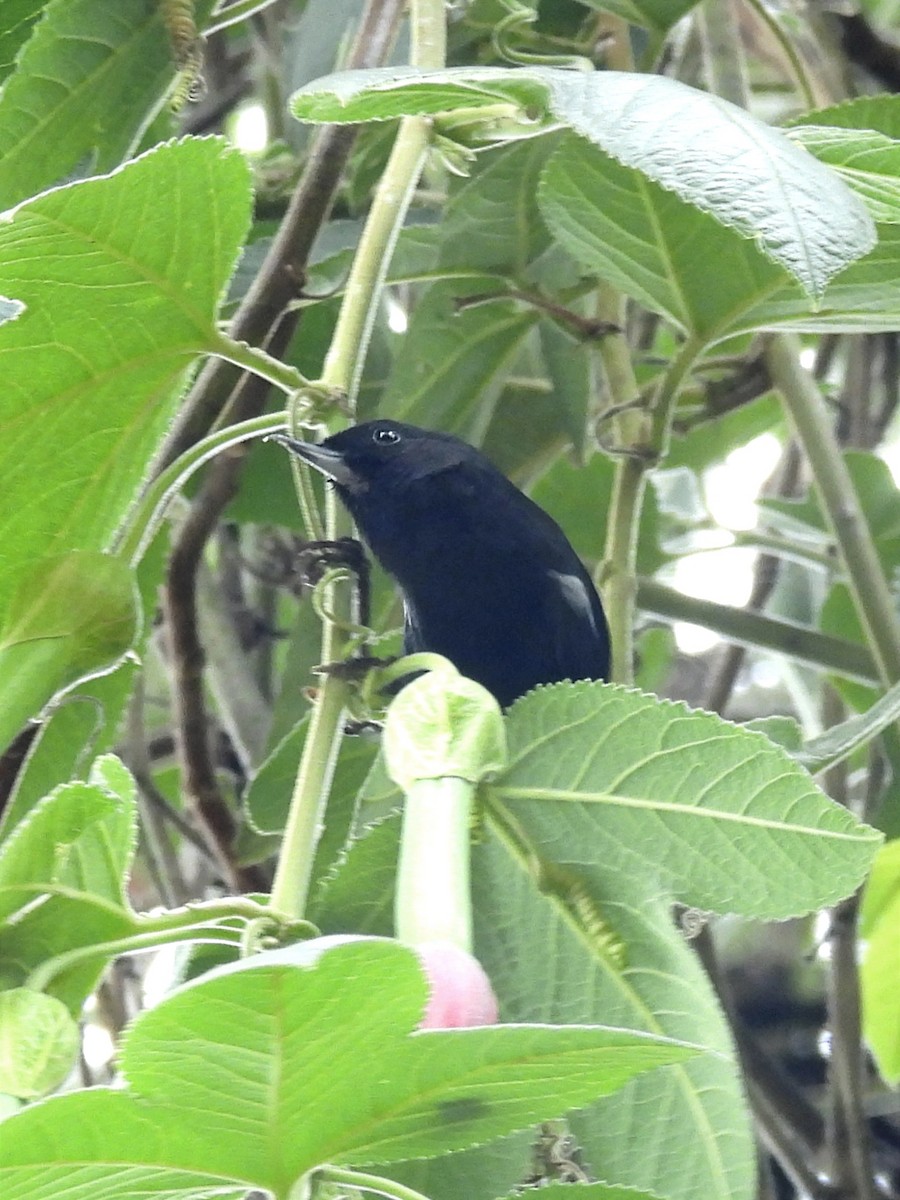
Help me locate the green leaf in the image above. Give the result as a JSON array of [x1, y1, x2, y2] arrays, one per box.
[[786, 126, 900, 223], [291, 67, 874, 298], [0, 754, 137, 920], [501, 1184, 665, 1200], [311, 812, 400, 935], [0, 891, 138, 1010], [0, 0, 45, 84], [0, 757, 138, 1010], [539, 133, 788, 341], [789, 93, 900, 139], [491, 682, 881, 919], [0, 989, 79, 1098], [0, 0, 215, 208], [0, 656, 140, 838], [573, 0, 700, 33], [790, 679, 900, 772], [861, 840, 900, 1082], [383, 1130, 534, 1200], [0, 552, 137, 754], [438, 136, 557, 274], [532, 451, 666, 576], [0, 939, 696, 1199], [473, 839, 751, 1200], [0, 137, 251, 621], [379, 279, 538, 437], [739, 222, 900, 334]]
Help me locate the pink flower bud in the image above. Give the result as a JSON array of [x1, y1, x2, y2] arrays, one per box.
[[415, 941, 499, 1028]]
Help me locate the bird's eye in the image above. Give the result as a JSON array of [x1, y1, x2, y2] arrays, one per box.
[[372, 427, 401, 445]]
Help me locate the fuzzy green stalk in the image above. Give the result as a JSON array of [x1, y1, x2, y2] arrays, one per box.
[[268, 0, 448, 921], [598, 299, 702, 685], [317, 1166, 435, 1200], [116, 412, 288, 566]]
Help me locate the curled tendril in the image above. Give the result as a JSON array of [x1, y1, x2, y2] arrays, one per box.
[[492, 0, 593, 70]]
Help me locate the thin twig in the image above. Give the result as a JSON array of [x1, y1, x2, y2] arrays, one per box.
[[163, 464, 264, 891]]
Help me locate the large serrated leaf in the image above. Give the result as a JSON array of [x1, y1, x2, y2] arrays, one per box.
[[0, 552, 137, 756], [0, 754, 136, 919], [787, 126, 900, 223], [291, 66, 874, 298], [490, 682, 880, 919], [539, 131, 787, 341], [0, 940, 695, 1199], [0, 0, 45, 84], [0, 0, 215, 208], [790, 93, 900, 139], [473, 838, 752, 1200], [0, 137, 251, 625]]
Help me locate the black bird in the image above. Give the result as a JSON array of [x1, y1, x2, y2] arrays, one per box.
[[277, 420, 610, 707]]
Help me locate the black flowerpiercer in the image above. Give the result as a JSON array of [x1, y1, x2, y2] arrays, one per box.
[[277, 420, 610, 707]]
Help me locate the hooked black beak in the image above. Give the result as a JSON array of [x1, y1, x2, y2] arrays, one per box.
[[270, 433, 362, 490]]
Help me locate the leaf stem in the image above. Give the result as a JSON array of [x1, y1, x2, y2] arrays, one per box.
[[317, 1166, 435, 1200], [743, 0, 819, 109], [599, 328, 701, 685], [765, 334, 900, 686], [594, 285, 647, 686], [116, 412, 287, 566], [207, 330, 309, 394], [269, 0, 448, 921], [637, 577, 878, 684], [26, 926, 241, 993]]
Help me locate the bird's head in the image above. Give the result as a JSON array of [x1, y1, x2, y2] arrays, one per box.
[[272, 419, 476, 497]]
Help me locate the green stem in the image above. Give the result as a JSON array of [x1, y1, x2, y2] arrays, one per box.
[[26, 925, 243, 992], [115, 411, 287, 566], [318, 127, 430, 402], [318, 1166, 435, 1200], [636, 577, 878, 684], [766, 334, 900, 686], [270, 0, 448, 922], [207, 330, 309, 394], [25, 895, 303, 991], [268, 667, 350, 915], [593, 286, 646, 686], [135, 894, 282, 931], [599, 328, 702, 686]]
